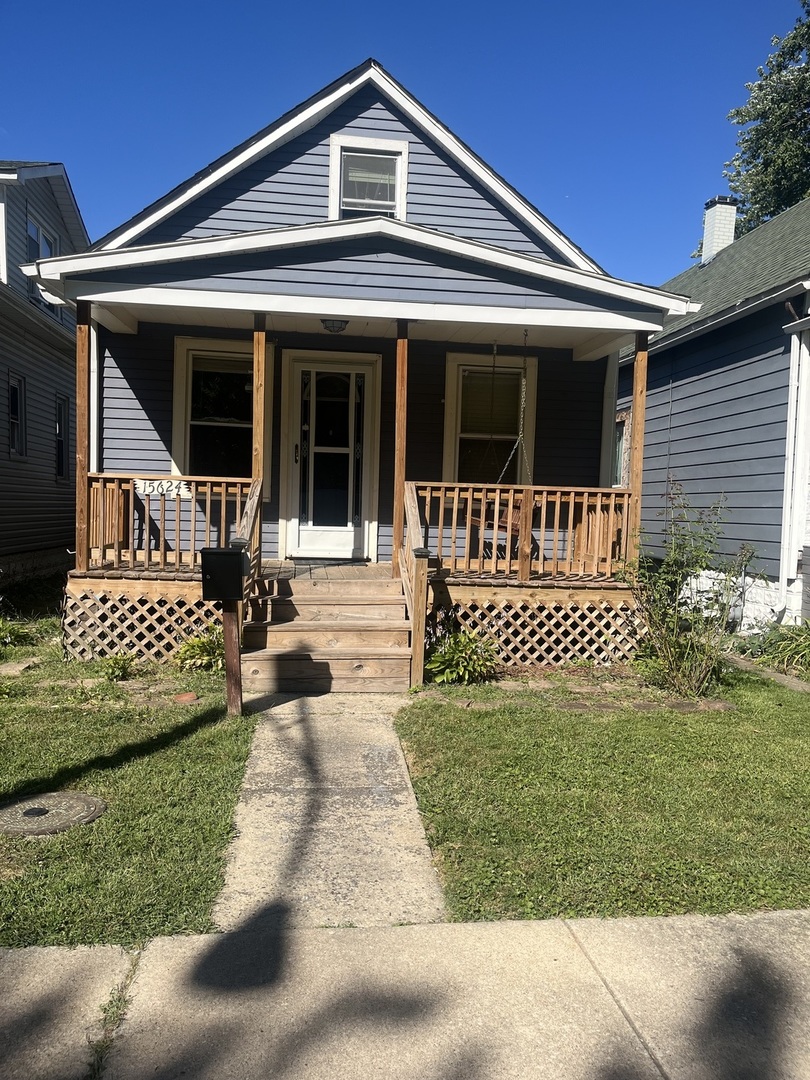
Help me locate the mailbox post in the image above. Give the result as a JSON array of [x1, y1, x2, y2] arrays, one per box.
[[201, 546, 249, 716]]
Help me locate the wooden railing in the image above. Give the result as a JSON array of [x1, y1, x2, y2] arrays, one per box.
[[401, 483, 430, 686], [85, 473, 257, 573], [229, 477, 264, 600], [409, 482, 631, 580]]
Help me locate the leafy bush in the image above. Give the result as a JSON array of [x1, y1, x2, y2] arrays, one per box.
[[174, 625, 225, 672], [0, 617, 31, 653], [624, 483, 752, 697], [425, 628, 499, 685]]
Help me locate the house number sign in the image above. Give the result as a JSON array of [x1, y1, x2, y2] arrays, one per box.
[[133, 479, 193, 498]]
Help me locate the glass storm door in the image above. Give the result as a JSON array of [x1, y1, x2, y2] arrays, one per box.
[[292, 365, 369, 558]]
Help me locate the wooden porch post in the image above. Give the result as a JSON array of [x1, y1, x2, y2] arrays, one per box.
[[392, 319, 409, 577], [251, 313, 266, 565], [628, 330, 649, 561], [75, 300, 91, 574]]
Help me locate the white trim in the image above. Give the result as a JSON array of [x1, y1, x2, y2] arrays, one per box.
[[94, 62, 600, 270], [278, 350, 381, 560], [61, 284, 669, 334], [442, 351, 538, 483], [599, 352, 619, 487], [0, 186, 7, 284], [328, 134, 409, 220], [170, 336, 273, 483], [29, 215, 692, 314], [92, 304, 138, 335], [782, 328, 810, 591]]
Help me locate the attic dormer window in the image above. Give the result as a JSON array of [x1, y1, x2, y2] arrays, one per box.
[[329, 135, 408, 221]]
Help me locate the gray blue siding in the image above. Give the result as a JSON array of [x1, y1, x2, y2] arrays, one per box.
[[80, 239, 653, 317], [618, 305, 791, 577], [137, 86, 564, 261]]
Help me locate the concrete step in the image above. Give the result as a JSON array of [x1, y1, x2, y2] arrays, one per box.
[[242, 646, 412, 693]]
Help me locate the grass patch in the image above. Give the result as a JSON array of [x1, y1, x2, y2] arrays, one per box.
[[0, 611, 257, 947], [396, 669, 810, 921]]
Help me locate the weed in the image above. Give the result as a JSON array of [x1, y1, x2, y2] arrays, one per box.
[[175, 625, 225, 672], [624, 482, 753, 697], [0, 617, 30, 652], [739, 622, 810, 676], [101, 655, 136, 683]]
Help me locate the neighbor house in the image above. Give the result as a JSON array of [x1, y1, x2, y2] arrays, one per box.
[[618, 195, 810, 627], [23, 60, 692, 689], [1, 162, 89, 583]]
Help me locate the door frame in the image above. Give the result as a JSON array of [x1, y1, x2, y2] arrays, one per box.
[[279, 349, 382, 560]]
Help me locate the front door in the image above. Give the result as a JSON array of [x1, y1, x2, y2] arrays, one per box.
[[286, 357, 378, 559]]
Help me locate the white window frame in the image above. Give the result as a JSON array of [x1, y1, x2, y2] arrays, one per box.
[[171, 337, 273, 488], [328, 134, 408, 221], [26, 214, 60, 315], [442, 352, 538, 484]]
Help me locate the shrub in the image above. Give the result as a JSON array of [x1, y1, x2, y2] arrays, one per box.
[[174, 625, 225, 671], [425, 628, 499, 685], [0, 617, 31, 653], [624, 482, 752, 697]]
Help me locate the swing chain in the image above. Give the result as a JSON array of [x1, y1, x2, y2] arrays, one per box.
[[496, 329, 533, 485]]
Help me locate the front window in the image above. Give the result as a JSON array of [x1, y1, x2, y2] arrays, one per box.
[[443, 353, 538, 484], [329, 135, 408, 221], [188, 358, 253, 477]]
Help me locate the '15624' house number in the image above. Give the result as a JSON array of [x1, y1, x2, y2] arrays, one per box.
[[133, 478, 193, 498]]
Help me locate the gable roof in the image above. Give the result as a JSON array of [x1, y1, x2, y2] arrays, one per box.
[[91, 59, 601, 273], [0, 161, 90, 252], [655, 197, 810, 347]]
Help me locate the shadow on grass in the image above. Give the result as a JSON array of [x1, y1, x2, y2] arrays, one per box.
[[0, 705, 227, 803]]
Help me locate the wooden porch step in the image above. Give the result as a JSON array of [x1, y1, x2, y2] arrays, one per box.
[[249, 595, 407, 623], [243, 618, 412, 651], [255, 576, 404, 597], [242, 646, 411, 694]]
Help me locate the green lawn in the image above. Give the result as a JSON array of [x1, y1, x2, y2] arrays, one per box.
[[396, 670, 810, 921], [0, 608, 256, 947]]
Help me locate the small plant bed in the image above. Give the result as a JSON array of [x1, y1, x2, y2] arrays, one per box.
[[0, 609, 256, 948], [733, 623, 810, 680], [396, 666, 810, 921]]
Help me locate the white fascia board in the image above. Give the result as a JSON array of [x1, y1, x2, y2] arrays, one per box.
[[0, 187, 6, 284], [31, 216, 691, 316], [96, 62, 599, 272], [61, 280, 665, 333]]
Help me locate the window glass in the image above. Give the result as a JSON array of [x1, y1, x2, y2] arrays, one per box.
[[56, 395, 69, 478], [9, 374, 26, 456], [457, 369, 521, 483], [188, 359, 252, 476], [341, 152, 397, 217]]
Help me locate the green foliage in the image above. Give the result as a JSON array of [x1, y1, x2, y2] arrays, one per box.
[[739, 621, 810, 676], [624, 483, 752, 697], [101, 654, 136, 683], [724, 1, 810, 232], [0, 617, 31, 653], [425, 628, 499, 685], [174, 625, 225, 671]]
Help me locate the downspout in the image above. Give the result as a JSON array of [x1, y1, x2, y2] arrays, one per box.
[[776, 318, 809, 619]]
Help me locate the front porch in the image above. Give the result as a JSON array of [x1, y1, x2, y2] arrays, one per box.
[[64, 470, 641, 685]]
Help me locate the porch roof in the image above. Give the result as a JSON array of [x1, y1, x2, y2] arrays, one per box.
[[24, 216, 696, 358]]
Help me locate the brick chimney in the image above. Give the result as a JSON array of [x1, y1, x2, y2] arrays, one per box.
[[701, 195, 738, 263]]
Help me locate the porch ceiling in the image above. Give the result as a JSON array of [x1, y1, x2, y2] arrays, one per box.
[[88, 299, 631, 356]]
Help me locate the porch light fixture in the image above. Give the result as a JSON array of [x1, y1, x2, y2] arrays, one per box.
[[321, 318, 349, 334]]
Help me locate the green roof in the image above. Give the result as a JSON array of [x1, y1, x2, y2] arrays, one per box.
[[656, 197, 810, 344]]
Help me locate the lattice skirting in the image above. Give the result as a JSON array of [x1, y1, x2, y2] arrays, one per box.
[[63, 588, 222, 662], [452, 596, 645, 666]]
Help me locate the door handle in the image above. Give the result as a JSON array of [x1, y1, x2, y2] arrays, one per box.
[[294, 443, 299, 464]]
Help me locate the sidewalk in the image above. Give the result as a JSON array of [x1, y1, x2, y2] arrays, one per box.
[[2, 694, 809, 1079]]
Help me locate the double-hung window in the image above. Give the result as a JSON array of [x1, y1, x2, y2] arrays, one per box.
[[56, 394, 69, 479], [329, 135, 408, 221], [26, 217, 59, 312], [9, 373, 26, 457], [443, 353, 538, 484]]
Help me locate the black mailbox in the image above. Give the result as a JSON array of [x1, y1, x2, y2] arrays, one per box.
[[200, 547, 248, 601]]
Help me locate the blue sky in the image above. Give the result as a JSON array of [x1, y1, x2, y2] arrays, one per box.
[[1, 0, 801, 285]]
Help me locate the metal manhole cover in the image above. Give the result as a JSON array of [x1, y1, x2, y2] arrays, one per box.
[[0, 792, 107, 836]]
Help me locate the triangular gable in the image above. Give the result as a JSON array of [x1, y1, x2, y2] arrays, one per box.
[[92, 60, 600, 273]]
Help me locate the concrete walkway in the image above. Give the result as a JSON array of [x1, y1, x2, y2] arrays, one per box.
[[2, 693, 810, 1079]]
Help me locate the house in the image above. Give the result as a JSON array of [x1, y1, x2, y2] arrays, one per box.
[[1, 162, 89, 583], [618, 195, 810, 628], [23, 59, 692, 689]]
